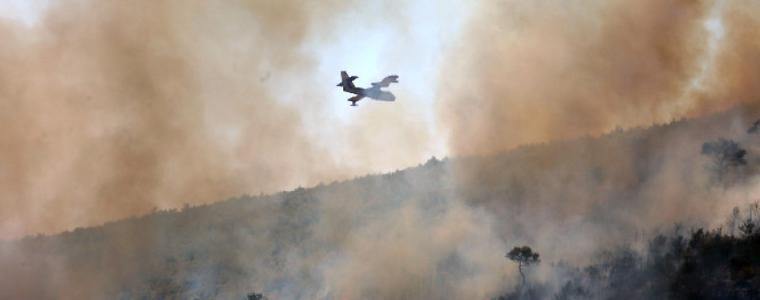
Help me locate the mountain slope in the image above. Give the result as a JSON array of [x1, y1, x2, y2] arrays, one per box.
[[2, 105, 760, 299]]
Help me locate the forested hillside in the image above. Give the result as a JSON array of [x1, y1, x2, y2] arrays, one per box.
[[3, 105, 760, 299]]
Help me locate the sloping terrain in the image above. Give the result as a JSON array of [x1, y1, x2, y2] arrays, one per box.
[[2, 105, 760, 299]]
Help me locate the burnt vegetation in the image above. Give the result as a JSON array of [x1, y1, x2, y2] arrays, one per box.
[[2, 107, 760, 299], [499, 203, 760, 300], [702, 138, 748, 185]]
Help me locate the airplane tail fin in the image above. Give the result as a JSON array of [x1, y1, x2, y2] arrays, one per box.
[[337, 71, 358, 89], [337, 71, 348, 86]]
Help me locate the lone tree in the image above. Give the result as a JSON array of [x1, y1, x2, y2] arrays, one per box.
[[247, 292, 265, 300], [507, 246, 540, 289], [701, 138, 747, 184]]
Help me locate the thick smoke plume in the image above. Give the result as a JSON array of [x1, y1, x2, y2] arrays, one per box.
[[0, 0, 435, 238], [4, 0, 760, 299], [438, 0, 760, 155], [432, 0, 760, 296]]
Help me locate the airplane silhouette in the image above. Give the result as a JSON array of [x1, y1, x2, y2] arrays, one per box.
[[337, 71, 399, 106]]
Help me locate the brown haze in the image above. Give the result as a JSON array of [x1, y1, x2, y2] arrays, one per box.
[[426, 0, 760, 295], [438, 0, 759, 155], [0, 0, 434, 238], [433, 0, 760, 283], [5, 0, 760, 299]]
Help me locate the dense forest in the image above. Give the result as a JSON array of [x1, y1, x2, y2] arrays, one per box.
[[2, 105, 760, 299]]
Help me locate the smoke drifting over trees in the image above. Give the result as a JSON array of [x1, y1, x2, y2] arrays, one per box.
[[438, 0, 760, 155], [3, 106, 760, 298], [3, 0, 760, 298], [0, 0, 436, 238]]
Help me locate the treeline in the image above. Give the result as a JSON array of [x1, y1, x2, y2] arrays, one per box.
[[495, 114, 760, 300], [499, 202, 760, 300], [2, 106, 760, 298]]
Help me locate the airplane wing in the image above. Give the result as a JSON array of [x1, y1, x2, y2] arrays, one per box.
[[369, 91, 395, 101], [371, 75, 399, 88]]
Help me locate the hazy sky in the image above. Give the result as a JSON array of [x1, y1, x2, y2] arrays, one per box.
[[0, 0, 50, 26], [0, 0, 470, 163], [0, 0, 475, 237], [0, 0, 752, 238]]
